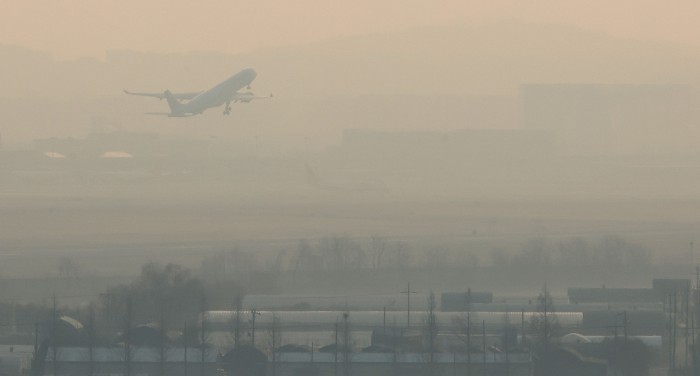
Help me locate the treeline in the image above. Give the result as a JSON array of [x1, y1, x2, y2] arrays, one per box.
[[200, 234, 653, 280], [489, 235, 653, 269], [200, 236, 473, 278], [0, 262, 242, 344]]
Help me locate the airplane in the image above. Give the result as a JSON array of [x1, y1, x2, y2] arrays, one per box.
[[124, 68, 270, 117]]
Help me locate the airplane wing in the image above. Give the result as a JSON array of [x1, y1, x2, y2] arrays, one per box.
[[232, 92, 274, 103], [124, 90, 201, 100], [144, 112, 196, 117]]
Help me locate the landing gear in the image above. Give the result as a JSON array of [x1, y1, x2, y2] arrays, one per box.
[[223, 102, 232, 115]]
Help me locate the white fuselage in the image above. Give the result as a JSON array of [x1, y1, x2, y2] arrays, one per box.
[[174, 68, 257, 116]]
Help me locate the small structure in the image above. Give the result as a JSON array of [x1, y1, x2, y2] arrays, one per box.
[[220, 346, 266, 376], [535, 347, 607, 376]]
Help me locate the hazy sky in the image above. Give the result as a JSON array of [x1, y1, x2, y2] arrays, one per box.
[[2, 0, 699, 60]]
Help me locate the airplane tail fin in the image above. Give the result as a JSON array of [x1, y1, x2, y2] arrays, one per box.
[[163, 90, 184, 114]]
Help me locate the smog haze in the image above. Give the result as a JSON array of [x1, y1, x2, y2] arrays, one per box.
[[3, 5, 700, 374]]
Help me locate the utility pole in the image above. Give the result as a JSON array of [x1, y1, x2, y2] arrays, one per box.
[[270, 315, 279, 376], [125, 295, 132, 376], [234, 297, 242, 348], [696, 265, 700, 375], [183, 321, 188, 376], [482, 320, 486, 369], [159, 301, 166, 376], [200, 294, 207, 376], [670, 294, 674, 372], [33, 322, 38, 362], [688, 287, 691, 370], [613, 325, 618, 376], [334, 321, 339, 376], [401, 283, 417, 328], [250, 309, 261, 347], [392, 324, 398, 376], [427, 291, 437, 367], [521, 309, 525, 348], [342, 312, 351, 376], [465, 288, 472, 312], [543, 285, 549, 353], [88, 305, 95, 376], [670, 292, 678, 372], [505, 329, 510, 376], [32, 321, 39, 376], [383, 307, 386, 336], [675, 291, 678, 371], [693, 315, 697, 376], [466, 313, 471, 376], [452, 352, 457, 376], [52, 295, 57, 376]]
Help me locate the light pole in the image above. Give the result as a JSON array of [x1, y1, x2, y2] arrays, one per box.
[[250, 309, 261, 347], [401, 283, 417, 328]]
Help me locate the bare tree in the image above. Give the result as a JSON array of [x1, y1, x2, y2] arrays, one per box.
[[490, 248, 510, 268], [424, 248, 449, 270], [367, 235, 388, 270], [529, 284, 559, 352], [423, 291, 439, 374], [608, 338, 651, 376], [340, 312, 352, 376], [124, 294, 132, 376], [99, 262, 204, 330], [319, 236, 365, 271], [183, 321, 190, 376], [267, 314, 282, 376], [56, 257, 83, 279], [392, 241, 412, 270], [557, 237, 590, 266], [293, 239, 318, 272], [596, 235, 652, 268], [451, 313, 474, 376], [230, 294, 244, 348], [158, 299, 167, 376], [87, 305, 96, 376], [51, 295, 57, 376], [199, 293, 208, 376], [513, 238, 552, 268], [267, 250, 287, 273]]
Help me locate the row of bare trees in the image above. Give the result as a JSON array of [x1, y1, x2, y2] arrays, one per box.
[[490, 235, 652, 268], [199, 234, 652, 281], [293, 236, 413, 272]]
